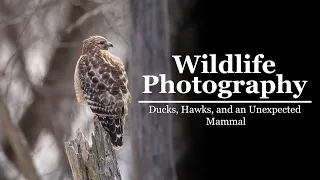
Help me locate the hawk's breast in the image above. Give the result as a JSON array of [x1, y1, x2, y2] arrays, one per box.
[[77, 50, 130, 117]]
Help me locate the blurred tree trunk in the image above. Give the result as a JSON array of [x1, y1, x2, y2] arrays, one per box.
[[168, 1, 220, 179], [167, 0, 199, 179], [130, 0, 175, 179]]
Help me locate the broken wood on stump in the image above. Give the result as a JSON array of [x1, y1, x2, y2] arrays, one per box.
[[64, 118, 122, 180]]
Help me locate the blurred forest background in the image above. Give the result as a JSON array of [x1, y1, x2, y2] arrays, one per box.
[[0, 0, 133, 179], [0, 0, 201, 179]]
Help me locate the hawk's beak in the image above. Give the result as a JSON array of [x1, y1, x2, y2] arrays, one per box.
[[107, 42, 113, 48]]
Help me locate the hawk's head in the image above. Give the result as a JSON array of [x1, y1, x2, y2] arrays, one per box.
[[82, 35, 113, 54]]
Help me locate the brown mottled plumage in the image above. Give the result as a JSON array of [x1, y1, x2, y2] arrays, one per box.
[[74, 35, 131, 150]]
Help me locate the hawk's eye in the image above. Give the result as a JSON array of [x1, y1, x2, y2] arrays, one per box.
[[99, 41, 105, 45]]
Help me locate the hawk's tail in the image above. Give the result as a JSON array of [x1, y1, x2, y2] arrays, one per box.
[[96, 115, 123, 150]]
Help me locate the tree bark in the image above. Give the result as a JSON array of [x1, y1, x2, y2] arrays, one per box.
[[64, 118, 122, 180], [130, 0, 175, 179]]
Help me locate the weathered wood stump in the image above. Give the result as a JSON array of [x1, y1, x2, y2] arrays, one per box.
[[64, 118, 122, 180]]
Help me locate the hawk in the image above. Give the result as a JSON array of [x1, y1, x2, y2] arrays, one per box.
[[74, 35, 131, 150]]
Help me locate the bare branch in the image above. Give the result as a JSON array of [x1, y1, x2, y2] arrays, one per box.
[[0, 95, 40, 180], [0, 0, 60, 29], [0, 0, 45, 94], [65, 2, 110, 33]]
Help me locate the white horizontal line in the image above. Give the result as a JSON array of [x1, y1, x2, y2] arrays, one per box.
[[138, 101, 312, 104]]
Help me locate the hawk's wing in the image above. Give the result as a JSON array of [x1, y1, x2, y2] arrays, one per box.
[[74, 55, 87, 105], [76, 51, 130, 118]]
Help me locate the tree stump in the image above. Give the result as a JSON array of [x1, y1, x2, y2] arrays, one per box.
[[64, 118, 122, 180]]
